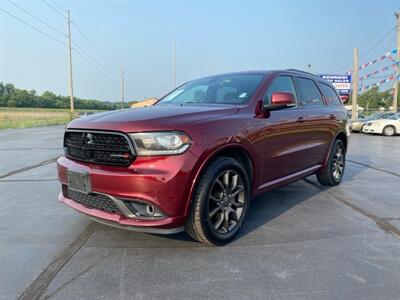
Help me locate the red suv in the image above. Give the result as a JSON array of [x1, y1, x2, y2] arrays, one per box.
[[57, 70, 349, 245]]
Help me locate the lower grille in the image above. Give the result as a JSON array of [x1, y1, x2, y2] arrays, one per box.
[[63, 185, 122, 214]]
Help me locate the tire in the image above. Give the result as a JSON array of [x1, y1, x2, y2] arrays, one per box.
[[316, 139, 346, 186], [382, 125, 396, 136], [185, 156, 251, 245]]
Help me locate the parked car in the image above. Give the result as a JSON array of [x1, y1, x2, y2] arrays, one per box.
[[362, 113, 400, 136], [350, 112, 395, 132], [57, 70, 349, 245]]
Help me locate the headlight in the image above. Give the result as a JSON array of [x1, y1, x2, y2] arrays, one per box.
[[129, 131, 192, 156]]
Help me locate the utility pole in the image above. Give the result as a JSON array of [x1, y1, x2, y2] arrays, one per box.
[[351, 48, 359, 119], [121, 68, 125, 109], [393, 11, 400, 113], [67, 10, 74, 119], [173, 18, 176, 88]]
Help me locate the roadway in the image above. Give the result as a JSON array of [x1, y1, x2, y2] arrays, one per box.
[[0, 126, 399, 299]]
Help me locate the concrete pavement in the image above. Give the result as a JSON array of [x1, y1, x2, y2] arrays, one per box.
[[0, 126, 399, 299]]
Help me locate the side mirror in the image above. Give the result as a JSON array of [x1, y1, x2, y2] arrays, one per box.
[[263, 92, 296, 111]]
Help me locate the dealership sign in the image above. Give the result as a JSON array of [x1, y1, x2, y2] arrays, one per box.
[[318, 74, 352, 95]]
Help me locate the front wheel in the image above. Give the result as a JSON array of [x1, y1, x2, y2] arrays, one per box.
[[316, 139, 346, 186], [185, 157, 251, 245]]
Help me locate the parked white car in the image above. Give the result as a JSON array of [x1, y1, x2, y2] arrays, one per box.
[[362, 114, 400, 136]]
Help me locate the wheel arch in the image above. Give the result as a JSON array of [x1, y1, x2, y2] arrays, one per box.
[[335, 131, 348, 152], [184, 143, 256, 216], [320, 130, 348, 173]]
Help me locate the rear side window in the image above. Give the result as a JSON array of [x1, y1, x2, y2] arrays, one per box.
[[264, 75, 297, 104], [320, 83, 343, 106], [296, 77, 324, 107]]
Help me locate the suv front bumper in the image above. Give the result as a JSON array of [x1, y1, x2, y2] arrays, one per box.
[[57, 151, 199, 232]]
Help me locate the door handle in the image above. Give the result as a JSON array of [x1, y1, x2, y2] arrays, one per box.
[[329, 114, 337, 120], [296, 117, 305, 123]]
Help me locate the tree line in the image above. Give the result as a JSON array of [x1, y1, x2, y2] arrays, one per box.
[[0, 82, 133, 110], [348, 87, 399, 110], [1, 81, 396, 111]]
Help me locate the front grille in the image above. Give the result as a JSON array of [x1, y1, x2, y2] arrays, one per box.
[[63, 185, 122, 214], [64, 130, 135, 166]]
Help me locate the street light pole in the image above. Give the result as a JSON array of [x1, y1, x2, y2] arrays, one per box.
[[393, 11, 400, 113], [173, 18, 176, 88], [351, 48, 359, 119]]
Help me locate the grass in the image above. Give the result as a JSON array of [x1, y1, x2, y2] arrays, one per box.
[[0, 107, 105, 130]]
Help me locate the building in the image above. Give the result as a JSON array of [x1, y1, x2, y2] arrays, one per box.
[[130, 97, 158, 108]]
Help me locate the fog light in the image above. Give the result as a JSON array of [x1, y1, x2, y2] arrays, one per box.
[[146, 204, 155, 216], [123, 200, 165, 219]]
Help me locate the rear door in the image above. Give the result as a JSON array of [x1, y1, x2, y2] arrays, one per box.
[[294, 76, 333, 167]]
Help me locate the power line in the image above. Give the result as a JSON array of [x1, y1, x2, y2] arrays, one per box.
[[74, 47, 120, 85], [359, 27, 395, 60], [72, 42, 153, 95], [72, 21, 115, 69], [70, 20, 154, 94], [7, 0, 66, 37], [328, 26, 395, 74], [40, 0, 66, 18], [72, 43, 153, 96], [3, 1, 153, 98], [53, 1, 67, 14], [0, 7, 66, 46]]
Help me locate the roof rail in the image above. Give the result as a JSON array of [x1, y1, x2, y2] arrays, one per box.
[[286, 69, 315, 76]]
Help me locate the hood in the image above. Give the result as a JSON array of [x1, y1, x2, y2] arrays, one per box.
[[351, 118, 365, 123], [68, 104, 240, 132], [366, 119, 386, 125]]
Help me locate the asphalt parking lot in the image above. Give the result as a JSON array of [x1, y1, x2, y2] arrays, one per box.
[[0, 126, 400, 300]]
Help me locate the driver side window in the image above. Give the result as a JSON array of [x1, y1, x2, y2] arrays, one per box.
[[264, 75, 297, 105]]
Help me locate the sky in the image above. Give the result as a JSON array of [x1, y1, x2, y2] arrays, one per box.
[[0, 0, 399, 102]]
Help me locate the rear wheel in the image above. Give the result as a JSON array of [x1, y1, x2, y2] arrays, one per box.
[[185, 157, 251, 245], [383, 125, 395, 136], [316, 139, 345, 186]]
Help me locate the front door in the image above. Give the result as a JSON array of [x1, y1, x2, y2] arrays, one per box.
[[257, 75, 310, 184]]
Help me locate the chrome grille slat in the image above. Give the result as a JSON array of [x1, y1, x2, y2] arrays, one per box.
[[64, 130, 135, 166]]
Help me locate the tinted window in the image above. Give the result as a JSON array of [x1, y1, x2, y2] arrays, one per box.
[[296, 77, 324, 107], [388, 115, 400, 120], [159, 74, 264, 105], [264, 75, 297, 104], [320, 83, 342, 106]]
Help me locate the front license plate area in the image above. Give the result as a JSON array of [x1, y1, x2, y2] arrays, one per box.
[[67, 169, 92, 194]]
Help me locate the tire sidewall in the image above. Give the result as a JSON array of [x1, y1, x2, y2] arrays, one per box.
[[199, 158, 251, 245], [330, 140, 345, 185]]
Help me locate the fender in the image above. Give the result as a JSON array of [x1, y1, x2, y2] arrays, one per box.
[[320, 130, 348, 173], [183, 142, 257, 217]]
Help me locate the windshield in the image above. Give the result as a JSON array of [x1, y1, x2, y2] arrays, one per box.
[[387, 115, 400, 120], [158, 74, 264, 105]]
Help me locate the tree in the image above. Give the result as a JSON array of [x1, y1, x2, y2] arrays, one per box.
[[357, 87, 381, 110]]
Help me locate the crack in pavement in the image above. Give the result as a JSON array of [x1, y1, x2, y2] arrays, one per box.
[[303, 178, 400, 240], [0, 179, 58, 183], [18, 222, 98, 300], [0, 147, 63, 151], [0, 157, 59, 179], [347, 159, 400, 178]]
